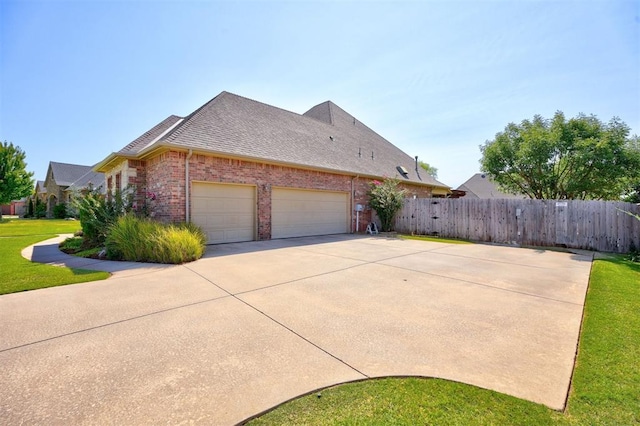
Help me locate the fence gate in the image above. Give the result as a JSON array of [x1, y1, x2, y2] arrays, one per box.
[[428, 199, 442, 236]]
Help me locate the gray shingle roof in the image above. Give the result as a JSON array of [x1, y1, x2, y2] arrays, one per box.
[[111, 92, 449, 189], [68, 168, 105, 191], [457, 173, 525, 199], [118, 115, 183, 155], [47, 162, 105, 191], [35, 180, 47, 194], [49, 162, 95, 186]]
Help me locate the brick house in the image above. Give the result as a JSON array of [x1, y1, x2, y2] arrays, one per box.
[[95, 91, 450, 243]]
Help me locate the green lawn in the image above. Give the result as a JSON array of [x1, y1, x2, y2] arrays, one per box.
[[0, 219, 110, 294], [249, 256, 639, 425]]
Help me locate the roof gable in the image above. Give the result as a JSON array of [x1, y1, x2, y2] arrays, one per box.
[[303, 101, 334, 124], [44, 162, 105, 191], [47, 162, 94, 187], [35, 180, 46, 193], [119, 115, 183, 155]]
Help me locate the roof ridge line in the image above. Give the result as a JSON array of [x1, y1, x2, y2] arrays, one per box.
[[50, 161, 93, 167], [164, 92, 342, 144]]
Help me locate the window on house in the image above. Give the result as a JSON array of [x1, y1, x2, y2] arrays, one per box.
[[107, 176, 113, 200], [115, 173, 122, 193]]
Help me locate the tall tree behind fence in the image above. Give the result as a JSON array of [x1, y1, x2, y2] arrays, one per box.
[[395, 198, 640, 253]]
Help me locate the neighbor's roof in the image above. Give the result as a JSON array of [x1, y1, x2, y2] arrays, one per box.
[[98, 91, 449, 189], [47, 162, 104, 190], [35, 180, 47, 194], [67, 168, 105, 192], [457, 173, 524, 199]]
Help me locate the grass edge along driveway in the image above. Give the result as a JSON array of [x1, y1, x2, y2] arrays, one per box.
[[0, 219, 109, 295], [248, 255, 639, 425]]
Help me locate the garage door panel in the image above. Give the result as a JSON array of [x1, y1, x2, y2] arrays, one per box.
[[272, 188, 349, 239], [191, 183, 255, 244]]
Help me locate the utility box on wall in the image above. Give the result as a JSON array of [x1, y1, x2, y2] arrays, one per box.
[[355, 204, 364, 212]]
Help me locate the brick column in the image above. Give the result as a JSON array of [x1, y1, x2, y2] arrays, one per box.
[[257, 183, 271, 240]]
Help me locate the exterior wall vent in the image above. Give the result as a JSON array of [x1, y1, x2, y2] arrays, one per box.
[[396, 165, 409, 178]]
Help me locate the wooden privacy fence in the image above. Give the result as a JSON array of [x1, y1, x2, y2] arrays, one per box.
[[394, 198, 640, 253]]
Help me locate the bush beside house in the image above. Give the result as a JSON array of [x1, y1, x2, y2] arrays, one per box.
[[61, 186, 206, 264], [367, 178, 407, 232]]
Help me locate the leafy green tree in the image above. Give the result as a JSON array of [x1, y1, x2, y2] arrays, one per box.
[[479, 112, 640, 200], [0, 141, 34, 218], [418, 161, 438, 179], [622, 135, 640, 203], [367, 178, 407, 232]]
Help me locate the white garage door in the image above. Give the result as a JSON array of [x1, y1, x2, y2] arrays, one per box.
[[272, 188, 349, 239], [191, 182, 255, 244]]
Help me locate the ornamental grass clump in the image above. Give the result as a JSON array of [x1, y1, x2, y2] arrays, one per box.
[[367, 178, 407, 232], [106, 215, 205, 264], [105, 215, 157, 261], [150, 225, 205, 264]]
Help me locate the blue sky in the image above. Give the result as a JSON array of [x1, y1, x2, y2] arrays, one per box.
[[1, 0, 638, 188]]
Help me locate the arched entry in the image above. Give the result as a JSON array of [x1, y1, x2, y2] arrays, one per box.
[[47, 195, 58, 218]]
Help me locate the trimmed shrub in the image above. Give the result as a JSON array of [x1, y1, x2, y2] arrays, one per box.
[[59, 236, 83, 253]]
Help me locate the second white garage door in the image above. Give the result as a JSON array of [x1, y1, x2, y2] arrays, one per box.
[[191, 182, 255, 244], [271, 188, 349, 239]]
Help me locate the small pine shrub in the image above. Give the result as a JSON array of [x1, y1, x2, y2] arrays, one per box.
[[34, 199, 46, 218], [26, 198, 34, 218], [53, 203, 67, 219]]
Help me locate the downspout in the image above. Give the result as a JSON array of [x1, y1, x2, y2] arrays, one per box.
[[351, 175, 359, 233], [185, 149, 193, 223]]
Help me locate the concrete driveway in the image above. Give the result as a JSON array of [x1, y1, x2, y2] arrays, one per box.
[[1, 235, 592, 424]]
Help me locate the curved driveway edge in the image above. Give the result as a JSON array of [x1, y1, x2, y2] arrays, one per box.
[[2, 235, 593, 424], [21, 234, 174, 276]]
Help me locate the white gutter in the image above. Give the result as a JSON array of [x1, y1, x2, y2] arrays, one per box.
[[185, 149, 193, 223]]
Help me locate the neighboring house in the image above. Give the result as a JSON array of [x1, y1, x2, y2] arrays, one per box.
[[0, 199, 27, 216], [34, 180, 47, 203], [457, 173, 525, 199], [43, 162, 105, 217], [95, 91, 451, 243]]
